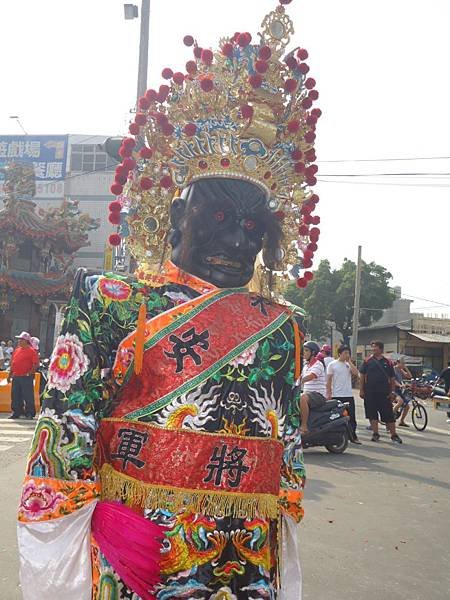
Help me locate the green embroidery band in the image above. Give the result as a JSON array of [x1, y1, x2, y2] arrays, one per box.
[[124, 310, 291, 420]]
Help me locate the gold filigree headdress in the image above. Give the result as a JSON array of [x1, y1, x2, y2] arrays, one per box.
[[109, 0, 321, 290]]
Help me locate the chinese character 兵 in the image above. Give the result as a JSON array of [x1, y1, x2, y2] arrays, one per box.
[[204, 444, 250, 488], [111, 428, 148, 469], [250, 295, 270, 316], [46, 162, 63, 179], [164, 327, 210, 373]]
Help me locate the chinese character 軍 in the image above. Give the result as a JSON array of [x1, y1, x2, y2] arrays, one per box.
[[46, 162, 63, 179], [204, 444, 250, 488], [33, 162, 46, 179], [111, 428, 148, 469], [24, 141, 41, 158], [164, 327, 210, 373]]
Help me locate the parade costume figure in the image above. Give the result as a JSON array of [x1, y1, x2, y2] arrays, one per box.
[[18, 2, 322, 598]]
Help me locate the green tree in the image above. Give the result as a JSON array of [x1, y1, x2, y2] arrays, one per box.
[[285, 258, 395, 343]]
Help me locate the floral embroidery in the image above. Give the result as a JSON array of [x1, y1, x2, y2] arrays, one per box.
[[20, 479, 65, 520], [18, 476, 100, 522], [47, 333, 89, 393], [98, 278, 132, 302], [229, 342, 258, 368]]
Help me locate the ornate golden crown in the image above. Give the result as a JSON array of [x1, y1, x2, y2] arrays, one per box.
[[109, 0, 321, 289]]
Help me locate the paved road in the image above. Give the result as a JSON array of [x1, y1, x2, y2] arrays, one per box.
[[301, 399, 450, 600], [0, 400, 449, 599], [0, 417, 36, 454]]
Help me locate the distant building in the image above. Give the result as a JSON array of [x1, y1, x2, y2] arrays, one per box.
[[1, 134, 118, 272], [357, 287, 450, 372], [0, 162, 99, 355]]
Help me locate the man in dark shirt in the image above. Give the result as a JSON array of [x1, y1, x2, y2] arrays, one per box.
[[436, 361, 450, 422], [359, 340, 402, 444], [437, 362, 450, 395]]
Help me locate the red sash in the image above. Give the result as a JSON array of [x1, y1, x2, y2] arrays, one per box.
[[113, 289, 291, 420], [97, 419, 283, 519]]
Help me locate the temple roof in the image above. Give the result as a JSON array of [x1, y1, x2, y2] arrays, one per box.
[[0, 270, 71, 297], [0, 200, 88, 252]]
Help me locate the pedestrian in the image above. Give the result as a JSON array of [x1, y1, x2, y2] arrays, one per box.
[[30, 337, 40, 356], [300, 341, 327, 434], [0, 342, 5, 369], [321, 344, 333, 370], [5, 340, 14, 359], [359, 340, 403, 444], [435, 361, 450, 422], [7, 332, 39, 419], [392, 357, 413, 428], [326, 344, 362, 444]]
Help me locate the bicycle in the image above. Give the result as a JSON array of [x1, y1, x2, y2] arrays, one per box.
[[394, 386, 428, 431]]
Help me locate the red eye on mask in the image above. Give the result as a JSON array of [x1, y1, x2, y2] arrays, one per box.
[[214, 211, 225, 222], [244, 219, 255, 230]]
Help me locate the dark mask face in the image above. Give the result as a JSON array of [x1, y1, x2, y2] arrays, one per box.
[[169, 178, 280, 288]]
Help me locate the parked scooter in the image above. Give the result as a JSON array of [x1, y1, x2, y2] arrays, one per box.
[[302, 399, 355, 454], [430, 377, 446, 399]]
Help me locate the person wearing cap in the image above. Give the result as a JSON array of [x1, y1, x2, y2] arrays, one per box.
[[30, 337, 40, 355], [321, 344, 333, 370], [7, 332, 39, 419]]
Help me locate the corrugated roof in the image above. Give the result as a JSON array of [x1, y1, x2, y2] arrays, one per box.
[[408, 332, 450, 344]]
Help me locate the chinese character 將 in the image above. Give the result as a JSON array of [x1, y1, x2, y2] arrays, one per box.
[[164, 326, 210, 373], [111, 428, 148, 469], [46, 162, 63, 179], [24, 141, 41, 158], [204, 444, 250, 488], [33, 162, 46, 179], [7, 141, 25, 158]]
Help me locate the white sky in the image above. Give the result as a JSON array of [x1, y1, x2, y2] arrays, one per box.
[[1, 0, 449, 315]]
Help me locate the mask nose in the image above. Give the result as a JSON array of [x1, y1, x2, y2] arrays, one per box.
[[225, 222, 250, 252]]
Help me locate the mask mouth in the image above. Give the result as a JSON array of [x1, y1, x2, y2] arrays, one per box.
[[205, 254, 243, 270]]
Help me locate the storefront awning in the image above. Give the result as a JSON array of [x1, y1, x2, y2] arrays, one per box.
[[408, 332, 450, 344]]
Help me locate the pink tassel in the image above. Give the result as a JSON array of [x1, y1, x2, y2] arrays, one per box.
[[92, 501, 164, 599]]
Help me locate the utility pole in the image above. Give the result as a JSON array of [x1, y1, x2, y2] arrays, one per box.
[[136, 0, 151, 105], [351, 245, 362, 362]]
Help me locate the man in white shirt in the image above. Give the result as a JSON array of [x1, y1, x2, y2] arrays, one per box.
[[300, 341, 327, 434], [326, 344, 361, 444]]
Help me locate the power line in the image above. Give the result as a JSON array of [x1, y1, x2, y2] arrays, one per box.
[[401, 293, 450, 308], [317, 178, 450, 188], [319, 172, 450, 177], [317, 156, 450, 163]]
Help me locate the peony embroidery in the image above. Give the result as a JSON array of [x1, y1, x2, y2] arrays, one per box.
[[98, 277, 131, 302], [47, 333, 89, 393], [20, 480, 65, 520], [229, 342, 259, 368]]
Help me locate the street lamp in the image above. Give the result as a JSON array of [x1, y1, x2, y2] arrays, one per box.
[[124, 4, 139, 19], [123, 1, 151, 105]]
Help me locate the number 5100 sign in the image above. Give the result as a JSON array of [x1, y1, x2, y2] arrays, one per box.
[[35, 181, 64, 198]]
